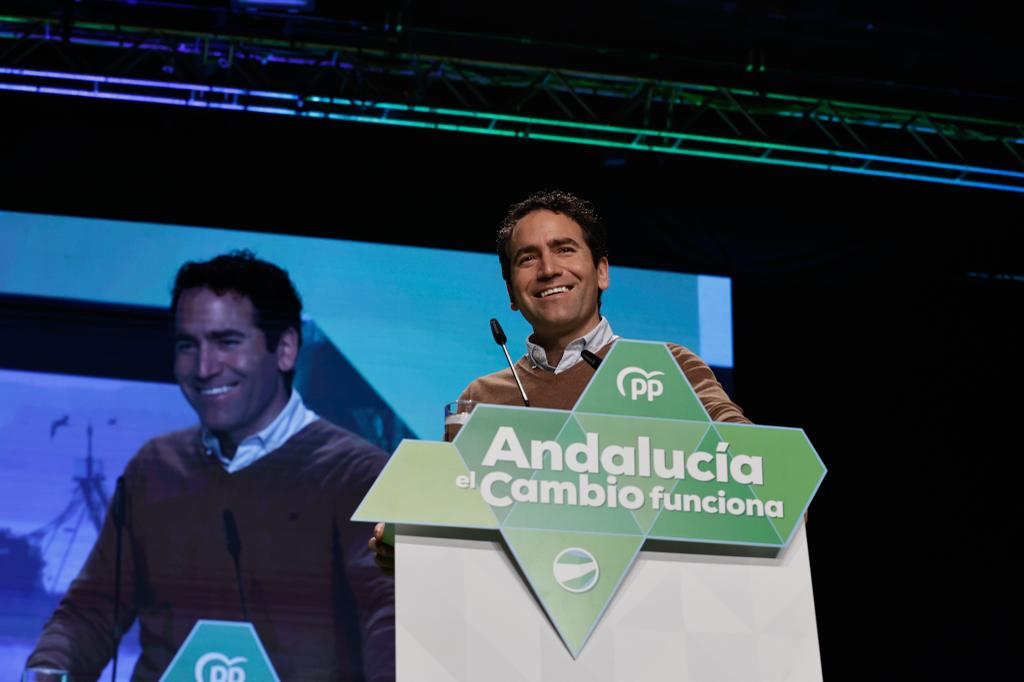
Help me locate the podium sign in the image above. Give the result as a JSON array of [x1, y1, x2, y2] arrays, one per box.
[[354, 341, 826, 661], [159, 620, 279, 682]]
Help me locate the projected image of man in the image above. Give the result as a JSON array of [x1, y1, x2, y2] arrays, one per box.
[[28, 251, 395, 681]]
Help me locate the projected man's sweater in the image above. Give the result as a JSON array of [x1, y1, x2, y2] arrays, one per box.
[[28, 419, 395, 682]]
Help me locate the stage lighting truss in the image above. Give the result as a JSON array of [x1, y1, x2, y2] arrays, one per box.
[[1, 14, 1022, 193]]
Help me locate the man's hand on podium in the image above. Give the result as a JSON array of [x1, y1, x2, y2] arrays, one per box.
[[368, 522, 394, 575]]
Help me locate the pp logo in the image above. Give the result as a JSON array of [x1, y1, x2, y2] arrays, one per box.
[[616, 366, 665, 401], [194, 653, 247, 682], [552, 547, 599, 593]]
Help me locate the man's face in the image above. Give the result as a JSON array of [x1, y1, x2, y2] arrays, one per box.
[[506, 209, 609, 345], [173, 287, 297, 447]]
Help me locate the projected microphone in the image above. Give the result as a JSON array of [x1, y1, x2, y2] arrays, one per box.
[[110, 476, 127, 682], [581, 349, 602, 370], [490, 318, 530, 407], [222, 509, 250, 622]]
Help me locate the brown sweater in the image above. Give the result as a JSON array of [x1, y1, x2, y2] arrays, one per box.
[[28, 419, 394, 682], [459, 342, 750, 423]]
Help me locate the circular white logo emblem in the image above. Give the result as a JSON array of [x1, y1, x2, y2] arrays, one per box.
[[194, 652, 247, 682], [615, 366, 665, 401], [552, 547, 600, 593]]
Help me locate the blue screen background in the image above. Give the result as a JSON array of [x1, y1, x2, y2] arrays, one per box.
[[0, 210, 732, 678]]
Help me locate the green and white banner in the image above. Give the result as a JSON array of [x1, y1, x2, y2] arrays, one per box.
[[354, 340, 826, 657]]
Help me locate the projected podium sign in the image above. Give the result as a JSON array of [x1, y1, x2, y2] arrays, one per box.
[[159, 620, 280, 682], [353, 340, 826, 664]]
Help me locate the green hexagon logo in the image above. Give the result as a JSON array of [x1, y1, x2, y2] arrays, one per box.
[[575, 341, 711, 420], [353, 340, 826, 657], [159, 620, 279, 681]]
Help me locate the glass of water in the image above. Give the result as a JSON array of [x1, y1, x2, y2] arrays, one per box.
[[443, 400, 477, 442]]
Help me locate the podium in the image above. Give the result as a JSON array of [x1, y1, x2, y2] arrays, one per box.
[[394, 526, 821, 681], [356, 341, 826, 681]]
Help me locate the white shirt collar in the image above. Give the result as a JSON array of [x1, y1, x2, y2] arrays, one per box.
[[201, 389, 318, 473], [526, 317, 618, 374]]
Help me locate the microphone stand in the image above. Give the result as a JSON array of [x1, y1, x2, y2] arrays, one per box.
[[111, 476, 127, 682]]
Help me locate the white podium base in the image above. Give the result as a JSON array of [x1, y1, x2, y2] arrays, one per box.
[[395, 525, 821, 681]]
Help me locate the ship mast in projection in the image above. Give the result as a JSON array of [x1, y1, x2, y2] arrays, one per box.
[[27, 417, 113, 592]]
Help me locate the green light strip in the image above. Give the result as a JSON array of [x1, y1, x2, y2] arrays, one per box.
[[306, 98, 1024, 179], [5, 72, 1021, 190], [525, 131, 1023, 192], [300, 108, 1024, 192]]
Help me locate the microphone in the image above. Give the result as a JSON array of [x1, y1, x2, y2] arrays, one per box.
[[110, 476, 127, 682], [490, 318, 530, 407], [581, 349, 602, 370], [222, 509, 250, 621]]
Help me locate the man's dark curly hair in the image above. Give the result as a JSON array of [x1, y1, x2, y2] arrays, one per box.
[[171, 250, 303, 384], [496, 189, 609, 282]]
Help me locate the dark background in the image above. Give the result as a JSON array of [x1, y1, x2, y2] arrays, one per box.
[[2, 1, 1020, 677]]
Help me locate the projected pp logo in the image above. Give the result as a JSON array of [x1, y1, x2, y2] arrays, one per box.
[[553, 547, 600, 593], [194, 653, 247, 682], [616, 366, 665, 402]]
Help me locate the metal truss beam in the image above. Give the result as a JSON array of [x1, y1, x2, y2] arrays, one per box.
[[2, 14, 1023, 193]]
